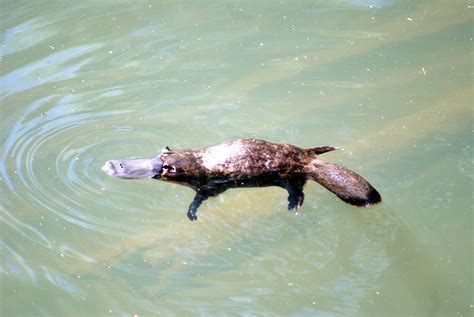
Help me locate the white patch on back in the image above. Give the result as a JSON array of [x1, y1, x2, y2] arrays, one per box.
[[201, 141, 245, 170]]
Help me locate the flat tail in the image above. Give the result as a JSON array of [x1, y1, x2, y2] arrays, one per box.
[[307, 159, 381, 207], [307, 146, 338, 155]]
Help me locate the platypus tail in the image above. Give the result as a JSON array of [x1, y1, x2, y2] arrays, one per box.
[[306, 159, 381, 207], [307, 146, 337, 155]]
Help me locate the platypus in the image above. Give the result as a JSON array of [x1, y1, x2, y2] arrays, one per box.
[[102, 138, 381, 221]]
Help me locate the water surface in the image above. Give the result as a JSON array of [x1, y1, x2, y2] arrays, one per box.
[[1, 1, 472, 316]]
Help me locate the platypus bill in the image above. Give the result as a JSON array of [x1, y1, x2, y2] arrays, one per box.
[[102, 138, 381, 221]]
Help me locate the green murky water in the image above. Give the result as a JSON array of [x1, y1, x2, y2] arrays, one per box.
[[1, 1, 472, 316]]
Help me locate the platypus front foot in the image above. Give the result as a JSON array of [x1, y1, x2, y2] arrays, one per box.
[[187, 209, 198, 221], [187, 192, 209, 221]]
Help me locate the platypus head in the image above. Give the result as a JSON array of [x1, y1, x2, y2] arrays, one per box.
[[102, 156, 163, 179]]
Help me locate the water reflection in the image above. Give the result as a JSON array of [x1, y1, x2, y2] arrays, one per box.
[[1, 240, 38, 284], [344, 0, 391, 8], [1, 44, 104, 99], [1, 19, 56, 56], [41, 264, 79, 294]]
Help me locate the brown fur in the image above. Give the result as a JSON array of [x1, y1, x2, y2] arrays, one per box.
[[152, 139, 381, 220]]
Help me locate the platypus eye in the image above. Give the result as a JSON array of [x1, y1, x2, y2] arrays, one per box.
[[163, 164, 176, 173]]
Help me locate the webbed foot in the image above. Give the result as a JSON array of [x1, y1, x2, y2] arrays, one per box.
[[284, 181, 306, 214], [187, 192, 210, 221], [288, 193, 304, 213], [187, 210, 198, 221]]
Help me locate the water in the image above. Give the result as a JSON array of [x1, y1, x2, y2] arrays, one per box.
[[1, 1, 472, 316]]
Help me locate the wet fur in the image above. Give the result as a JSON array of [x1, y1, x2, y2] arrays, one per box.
[[154, 139, 381, 221]]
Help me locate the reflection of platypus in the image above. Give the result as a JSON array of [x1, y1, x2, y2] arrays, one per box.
[[103, 139, 381, 221]]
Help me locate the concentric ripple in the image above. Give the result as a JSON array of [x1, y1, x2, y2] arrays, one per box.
[[2, 99, 174, 239], [1, 78, 184, 292]]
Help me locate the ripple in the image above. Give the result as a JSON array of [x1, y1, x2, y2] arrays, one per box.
[[1, 205, 52, 249], [40, 264, 79, 294], [1, 240, 38, 284], [1, 93, 154, 241], [1, 18, 57, 57], [1, 43, 104, 100]]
